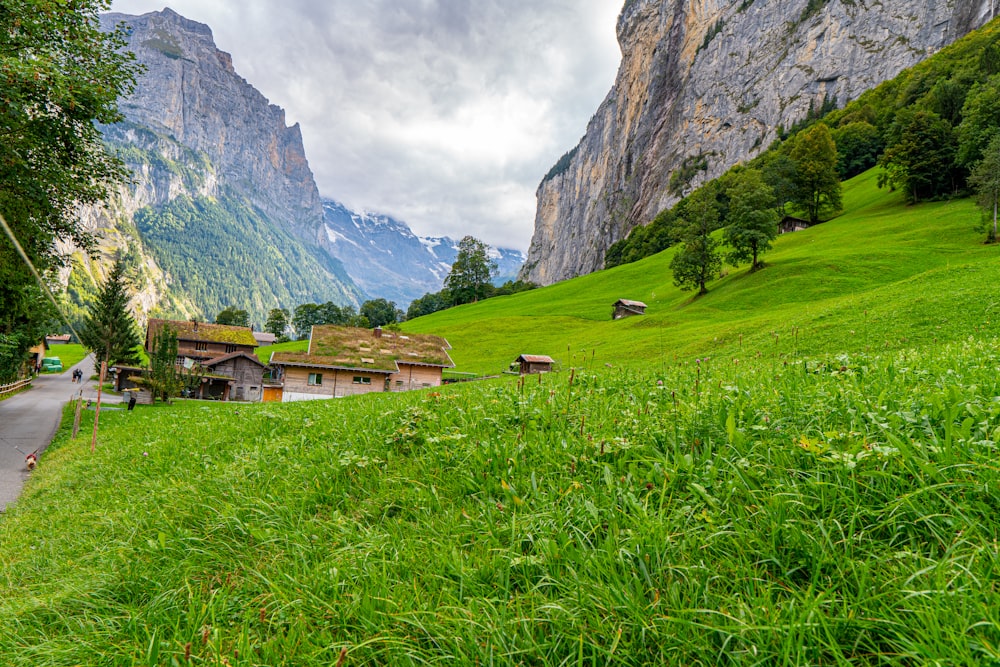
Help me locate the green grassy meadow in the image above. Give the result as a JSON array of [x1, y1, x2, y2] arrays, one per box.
[[3, 173, 1000, 664], [407, 170, 996, 376]]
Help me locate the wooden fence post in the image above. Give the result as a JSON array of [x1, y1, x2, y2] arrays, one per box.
[[72, 394, 83, 439]]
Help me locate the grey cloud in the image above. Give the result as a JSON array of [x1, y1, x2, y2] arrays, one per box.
[[109, 0, 622, 249]]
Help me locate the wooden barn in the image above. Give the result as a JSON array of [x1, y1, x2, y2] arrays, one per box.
[[269, 325, 454, 402], [613, 299, 647, 319], [126, 319, 264, 402], [779, 215, 812, 233], [515, 354, 555, 375], [203, 351, 265, 402], [146, 318, 258, 364]]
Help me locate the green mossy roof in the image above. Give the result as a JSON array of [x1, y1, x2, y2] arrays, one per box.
[[271, 325, 453, 372], [147, 319, 258, 348]]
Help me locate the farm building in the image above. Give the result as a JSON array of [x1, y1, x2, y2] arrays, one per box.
[[269, 325, 453, 402], [203, 352, 265, 402], [146, 319, 258, 364], [779, 215, 812, 233], [115, 319, 264, 402], [514, 354, 555, 375], [613, 299, 647, 319], [253, 331, 277, 346]]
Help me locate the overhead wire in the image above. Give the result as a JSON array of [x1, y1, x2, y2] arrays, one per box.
[[0, 211, 89, 347]]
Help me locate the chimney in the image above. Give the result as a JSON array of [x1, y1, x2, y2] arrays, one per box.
[[373, 326, 382, 339], [192, 320, 199, 333]]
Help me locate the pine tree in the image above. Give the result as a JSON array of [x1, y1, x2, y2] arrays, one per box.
[[79, 257, 141, 367]]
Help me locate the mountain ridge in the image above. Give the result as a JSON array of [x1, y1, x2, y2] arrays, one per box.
[[322, 199, 526, 306]]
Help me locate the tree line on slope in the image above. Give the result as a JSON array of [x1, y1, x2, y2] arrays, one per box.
[[606, 20, 1000, 275], [239, 237, 538, 341]]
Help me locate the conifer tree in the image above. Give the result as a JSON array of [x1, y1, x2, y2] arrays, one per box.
[[79, 257, 141, 367]]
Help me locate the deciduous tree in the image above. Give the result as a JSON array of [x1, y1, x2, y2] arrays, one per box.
[[789, 123, 842, 224], [723, 169, 779, 272], [670, 189, 721, 295], [360, 298, 402, 328], [445, 236, 497, 305], [957, 75, 1000, 167], [0, 0, 139, 380], [140, 324, 183, 403], [264, 308, 290, 342], [968, 134, 1000, 243], [878, 110, 959, 203], [215, 306, 250, 328]]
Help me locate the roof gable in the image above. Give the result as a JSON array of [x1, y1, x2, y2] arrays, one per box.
[[615, 299, 647, 308], [203, 351, 265, 368], [518, 354, 554, 364]]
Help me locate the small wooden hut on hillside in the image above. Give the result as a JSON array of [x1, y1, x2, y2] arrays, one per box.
[[514, 355, 555, 375], [613, 299, 647, 319]]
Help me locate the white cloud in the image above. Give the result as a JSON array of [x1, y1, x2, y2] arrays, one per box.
[[108, 1, 622, 249]]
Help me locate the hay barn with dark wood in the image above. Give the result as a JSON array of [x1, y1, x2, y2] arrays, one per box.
[[515, 354, 555, 375], [613, 299, 647, 319]]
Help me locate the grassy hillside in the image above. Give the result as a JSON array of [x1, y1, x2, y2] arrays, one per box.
[[406, 169, 994, 375], [3, 175, 1000, 665], [3, 335, 1000, 664]]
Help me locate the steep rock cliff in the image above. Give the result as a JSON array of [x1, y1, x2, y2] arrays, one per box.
[[521, 0, 995, 285], [74, 9, 360, 326], [101, 8, 324, 240]]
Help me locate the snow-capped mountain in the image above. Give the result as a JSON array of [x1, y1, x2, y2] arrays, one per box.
[[322, 200, 526, 306]]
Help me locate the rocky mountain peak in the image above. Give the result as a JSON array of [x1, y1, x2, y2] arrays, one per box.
[[101, 9, 323, 238]]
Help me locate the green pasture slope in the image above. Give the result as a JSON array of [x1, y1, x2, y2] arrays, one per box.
[[2, 173, 1000, 664], [407, 169, 996, 376]]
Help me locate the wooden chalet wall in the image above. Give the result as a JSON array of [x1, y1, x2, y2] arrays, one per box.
[[207, 355, 264, 402], [281, 367, 391, 402], [389, 363, 443, 391]]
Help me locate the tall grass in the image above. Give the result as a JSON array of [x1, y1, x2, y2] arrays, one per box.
[[2, 335, 1000, 664]]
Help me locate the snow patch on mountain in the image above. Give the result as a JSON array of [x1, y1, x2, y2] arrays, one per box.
[[321, 199, 525, 306]]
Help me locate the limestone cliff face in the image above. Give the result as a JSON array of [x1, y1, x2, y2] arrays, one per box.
[[521, 0, 995, 285], [101, 8, 324, 241], [71, 9, 361, 326]]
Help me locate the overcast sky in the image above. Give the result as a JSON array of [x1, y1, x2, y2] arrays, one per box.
[[107, 1, 623, 250]]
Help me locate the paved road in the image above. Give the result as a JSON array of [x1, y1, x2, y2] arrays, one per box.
[[0, 355, 97, 512]]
